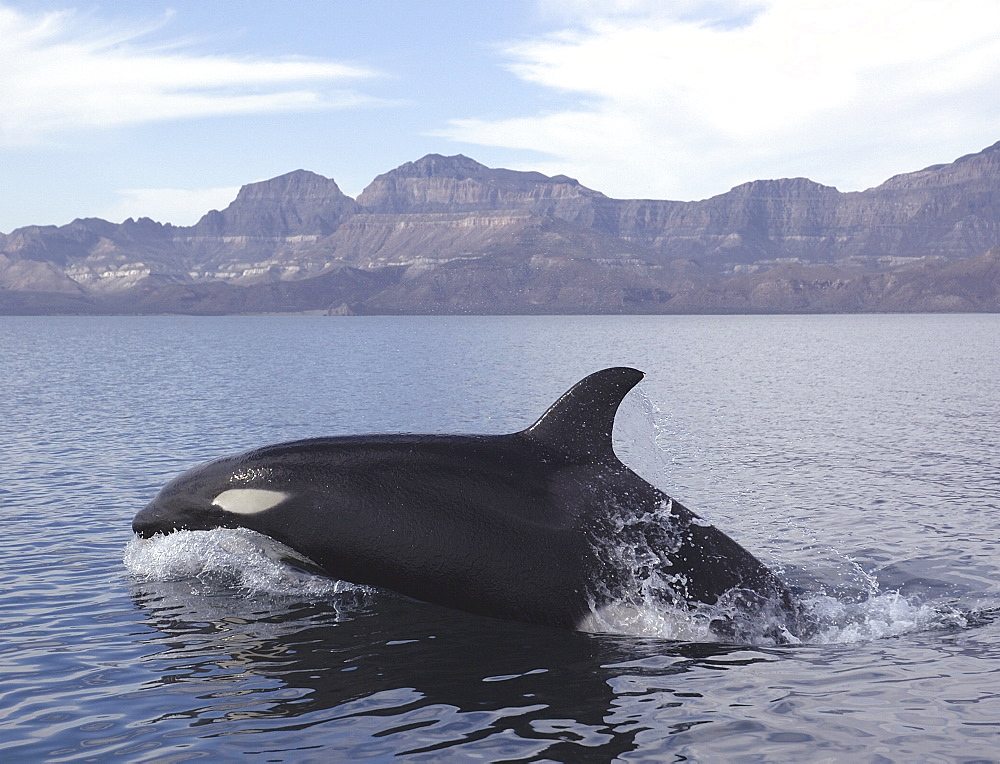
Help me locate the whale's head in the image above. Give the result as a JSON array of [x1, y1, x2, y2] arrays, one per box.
[[132, 453, 292, 539]]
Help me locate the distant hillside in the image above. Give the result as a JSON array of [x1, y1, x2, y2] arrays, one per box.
[[4, 142, 1000, 314]]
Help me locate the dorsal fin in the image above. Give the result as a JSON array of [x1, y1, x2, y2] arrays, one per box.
[[520, 367, 644, 461]]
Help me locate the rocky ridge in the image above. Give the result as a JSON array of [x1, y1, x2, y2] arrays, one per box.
[[4, 143, 1000, 314]]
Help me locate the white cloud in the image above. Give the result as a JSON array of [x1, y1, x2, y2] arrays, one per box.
[[535, 0, 765, 27], [99, 186, 241, 226], [442, 0, 1000, 199], [0, 5, 380, 145]]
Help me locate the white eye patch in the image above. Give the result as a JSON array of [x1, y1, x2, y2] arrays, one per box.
[[212, 488, 288, 515]]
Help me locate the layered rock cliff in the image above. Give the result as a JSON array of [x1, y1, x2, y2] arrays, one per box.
[[192, 170, 359, 238], [4, 143, 1000, 314]]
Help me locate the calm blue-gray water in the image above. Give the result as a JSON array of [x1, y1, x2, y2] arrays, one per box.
[[2, 314, 998, 762]]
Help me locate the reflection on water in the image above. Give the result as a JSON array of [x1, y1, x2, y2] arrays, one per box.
[[127, 576, 771, 761], [123, 569, 999, 762]]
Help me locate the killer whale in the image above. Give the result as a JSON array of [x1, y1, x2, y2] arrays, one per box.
[[133, 368, 799, 635]]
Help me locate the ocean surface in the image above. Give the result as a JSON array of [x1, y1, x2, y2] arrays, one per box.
[[2, 314, 998, 762]]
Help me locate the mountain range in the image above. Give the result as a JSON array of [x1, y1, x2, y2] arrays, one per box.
[[3, 142, 1000, 314]]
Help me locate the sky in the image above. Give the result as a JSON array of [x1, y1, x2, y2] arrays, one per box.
[[2, 0, 1000, 232]]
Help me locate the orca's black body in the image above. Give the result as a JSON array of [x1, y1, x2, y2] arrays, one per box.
[[133, 368, 796, 632]]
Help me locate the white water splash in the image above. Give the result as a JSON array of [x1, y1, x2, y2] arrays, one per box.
[[580, 586, 970, 645], [124, 528, 971, 645], [575, 483, 972, 645], [123, 527, 367, 599], [592, 387, 975, 645], [798, 590, 970, 644]]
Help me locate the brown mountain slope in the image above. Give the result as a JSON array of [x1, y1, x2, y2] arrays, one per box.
[[4, 142, 1000, 314]]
